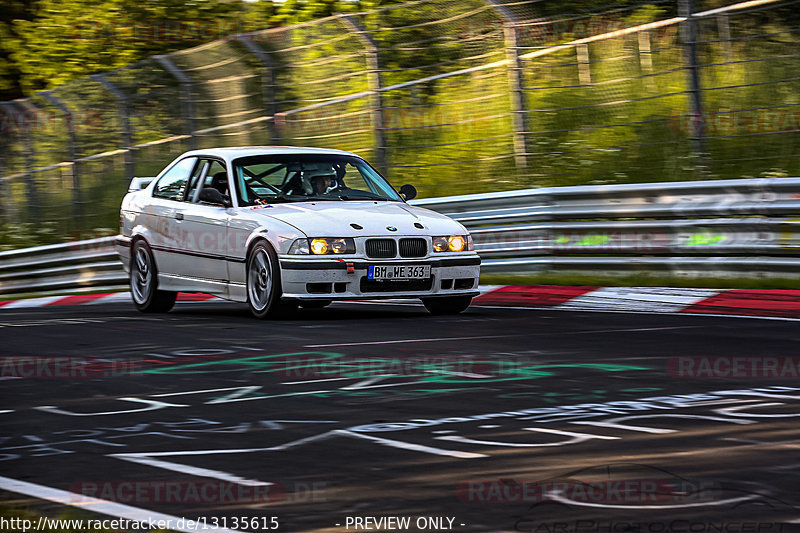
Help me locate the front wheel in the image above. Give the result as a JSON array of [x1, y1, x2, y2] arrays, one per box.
[[130, 240, 176, 313], [246, 241, 297, 319], [422, 295, 473, 315]]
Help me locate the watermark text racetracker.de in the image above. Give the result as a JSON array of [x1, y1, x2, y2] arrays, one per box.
[[0, 516, 279, 532], [668, 356, 800, 379], [70, 479, 328, 504], [0, 357, 137, 379], [458, 478, 719, 505]]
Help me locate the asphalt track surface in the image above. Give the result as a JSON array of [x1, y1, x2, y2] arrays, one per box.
[[2, 299, 800, 532]]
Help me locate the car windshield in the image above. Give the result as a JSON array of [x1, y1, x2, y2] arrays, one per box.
[[232, 154, 402, 206]]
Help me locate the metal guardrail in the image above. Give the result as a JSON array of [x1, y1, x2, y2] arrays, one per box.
[[1, 177, 799, 295], [0, 237, 123, 295]]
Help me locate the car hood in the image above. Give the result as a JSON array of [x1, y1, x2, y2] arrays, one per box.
[[242, 201, 466, 237]]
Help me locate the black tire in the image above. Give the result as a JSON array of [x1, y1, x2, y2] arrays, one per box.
[[130, 239, 176, 313], [300, 300, 332, 309], [246, 240, 297, 319], [422, 295, 473, 315]]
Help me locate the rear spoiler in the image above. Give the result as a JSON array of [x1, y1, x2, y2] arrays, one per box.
[[128, 177, 155, 192]]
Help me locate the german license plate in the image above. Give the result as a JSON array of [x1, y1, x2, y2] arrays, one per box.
[[368, 264, 431, 280]]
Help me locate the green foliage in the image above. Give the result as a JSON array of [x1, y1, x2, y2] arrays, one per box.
[[8, 0, 250, 94]]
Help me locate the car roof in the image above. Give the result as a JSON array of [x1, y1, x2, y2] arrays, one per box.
[[180, 146, 359, 161]]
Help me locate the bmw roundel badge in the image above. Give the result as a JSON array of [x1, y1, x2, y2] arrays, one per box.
[[387, 226, 397, 231]]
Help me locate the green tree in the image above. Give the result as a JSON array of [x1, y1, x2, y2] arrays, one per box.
[[0, 0, 40, 100], [7, 0, 251, 94]]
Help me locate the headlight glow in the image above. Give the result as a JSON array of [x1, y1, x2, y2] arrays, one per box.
[[433, 235, 470, 253], [310, 239, 329, 255], [448, 235, 466, 252], [304, 237, 356, 255]]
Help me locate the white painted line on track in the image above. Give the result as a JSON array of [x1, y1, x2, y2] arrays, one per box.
[[306, 326, 698, 349], [578, 325, 704, 334], [306, 333, 519, 348], [0, 475, 243, 533], [110, 432, 343, 486], [437, 427, 619, 448], [267, 430, 339, 451], [339, 374, 398, 390], [335, 429, 487, 459], [111, 454, 272, 487], [424, 369, 492, 378]]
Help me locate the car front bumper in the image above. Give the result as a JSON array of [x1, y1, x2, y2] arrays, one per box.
[[279, 255, 481, 300]]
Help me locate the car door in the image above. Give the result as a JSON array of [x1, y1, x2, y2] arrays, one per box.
[[176, 158, 231, 283], [149, 156, 198, 275]]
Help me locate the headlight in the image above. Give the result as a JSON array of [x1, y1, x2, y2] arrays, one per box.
[[433, 235, 471, 253], [293, 237, 356, 255], [288, 239, 310, 255], [310, 239, 329, 255]]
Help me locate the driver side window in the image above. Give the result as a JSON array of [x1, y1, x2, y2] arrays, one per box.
[[153, 158, 197, 201]]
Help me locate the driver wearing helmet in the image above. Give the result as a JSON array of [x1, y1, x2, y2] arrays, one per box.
[[307, 167, 338, 195]]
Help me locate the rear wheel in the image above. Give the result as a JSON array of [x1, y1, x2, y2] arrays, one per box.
[[130, 240, 176, 313], [422, 295, 473, 315], [247, 241, 297, 319]]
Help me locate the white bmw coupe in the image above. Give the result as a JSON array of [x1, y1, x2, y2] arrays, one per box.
[[117, 147, 481, 318]]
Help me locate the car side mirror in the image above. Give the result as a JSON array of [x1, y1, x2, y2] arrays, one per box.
[[399, 184, 417, 201], [199, 187, 232, 208]]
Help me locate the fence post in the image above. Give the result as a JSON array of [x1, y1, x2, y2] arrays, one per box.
[[2, 101, 39, 220], [0, 161, 5, 224], [40, 91, 82, 218], [679, 0, 707, 166], [234, 34, 280, 145], [91, 74, 135, 182], [637, 30, 655, 90], [154, 55, 197, 150], [339, 15, 387, 174], [484, 0, 528, 171], [638, 30, 653, 71], [717, 15, 733, 63], [576, 44, 592, 86], [0, 103, 15, 224]]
